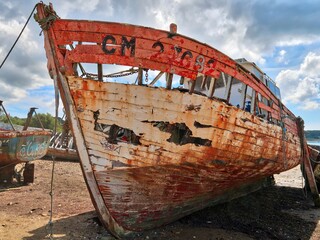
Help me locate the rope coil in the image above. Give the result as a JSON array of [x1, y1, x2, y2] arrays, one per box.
[[34, 4, 60, 31]]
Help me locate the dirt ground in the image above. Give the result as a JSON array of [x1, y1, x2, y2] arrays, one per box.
[[1, 160, 320, 240]]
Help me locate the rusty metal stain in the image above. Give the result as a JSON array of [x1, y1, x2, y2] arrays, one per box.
[[35, 2, 303, 238], [68, 76, 301, 230], [67, 76, 302, 231], [0, 130, 51, 166]]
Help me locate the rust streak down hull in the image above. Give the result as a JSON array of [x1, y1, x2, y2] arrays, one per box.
[[69, 78, 300, 234], [35, 2, 302, 237]]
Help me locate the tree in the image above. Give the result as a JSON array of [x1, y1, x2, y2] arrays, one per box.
[[0, 111, 63, 132], [29, 113, 63, 132]]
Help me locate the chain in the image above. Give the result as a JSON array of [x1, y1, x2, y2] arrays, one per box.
[[85, 67, 139, 79], [145, 69, 149, 83]]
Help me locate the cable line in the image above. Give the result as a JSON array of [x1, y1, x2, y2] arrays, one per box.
[[0, 4, 37, 69]]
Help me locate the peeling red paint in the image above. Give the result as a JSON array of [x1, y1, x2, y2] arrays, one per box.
[[35, 2, 302, 238]]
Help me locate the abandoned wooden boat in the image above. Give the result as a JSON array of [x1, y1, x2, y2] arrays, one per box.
[[35, 2, 303, 237], [0, 101, 51, 183], [46, 118, 78, 161]]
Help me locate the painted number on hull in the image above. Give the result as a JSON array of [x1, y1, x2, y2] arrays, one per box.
[[101, 35, 215, 73]]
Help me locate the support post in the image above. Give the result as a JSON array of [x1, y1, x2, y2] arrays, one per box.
[[207, 77, 216, 98], [137, 68, 143, 85], [97, 64, 103, 81], [165, 23, 177, 90], [148, 72, 164, 86], [297, 117, 320, 207], [166, 73, 173, 90], [97, 43, 103, 81], [0, 100, 15, 130], [23, 107, 36, 130], [188, 79, 196, 94]]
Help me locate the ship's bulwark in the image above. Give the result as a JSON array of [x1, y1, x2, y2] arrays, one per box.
[[68, 76, 301, 231], [0, 130, 51, 166]]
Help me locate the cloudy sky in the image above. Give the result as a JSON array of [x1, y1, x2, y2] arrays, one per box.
[[1, 0, 320, 129]]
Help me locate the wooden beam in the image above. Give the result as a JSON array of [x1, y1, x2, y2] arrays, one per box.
[[188, 79, 196, 94], [224, 75, 233, 101], [97, 63, 103, 81], [179, 76, 185, 85], [137, 68, 143, 85], [0, 101, 15, 130], [97, 43, 103, 81], [201, 76, 210, 90], [221, 72, 227, 87], [148, 72, 164, 86], [166, 73, 173, 89], [207, 77, 216, 98], [23, 107, 37, 130], [240, 83, 247, 110], [297, 118, 320, 207]]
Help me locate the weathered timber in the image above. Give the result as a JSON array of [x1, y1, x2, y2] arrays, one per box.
[[0, 102, 51, 183], [297, 118, 320, 207], [35, 2, 303, 238]]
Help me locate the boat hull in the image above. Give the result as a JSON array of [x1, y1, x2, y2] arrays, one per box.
[[67, 77, 301, 235], [0, 130, 51, 166], [34, 3, 302, 236]]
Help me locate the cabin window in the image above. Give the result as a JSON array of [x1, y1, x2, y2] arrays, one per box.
[[184, 74, 205, 94], [244, 86, 255, 113], [257, 93, 270, 120], [213, 72, 232, 101], [229, 78, 246, 108], [266, 79, 281, 99]]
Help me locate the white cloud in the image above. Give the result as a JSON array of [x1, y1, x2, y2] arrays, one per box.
[[0, 2, 52, 103], [1, 0, 320, 121], [51, 0, 109, 18], [303, 100, 320, 110], [276, 50, 287, 64], [276, 52, 320, 110], [300, 52, 320, 77]]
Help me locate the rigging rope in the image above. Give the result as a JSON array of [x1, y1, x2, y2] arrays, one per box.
[[0, 4, 37, 69], [46, 76, 60, 239], [46, 154, 56, 240]]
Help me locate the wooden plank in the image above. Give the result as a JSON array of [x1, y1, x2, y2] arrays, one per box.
[[53, 22, 281, 106], [239, 83, 247, 109], [207, 77, 216, 98], [68, 78, 300, 169], [137, 68, 143, 85], [36, 3, 302, 236], [224, 75, 233, 102], [166, 73, 173, 89], [148, 72, 164, 86], [297, 118, 320, 207]]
